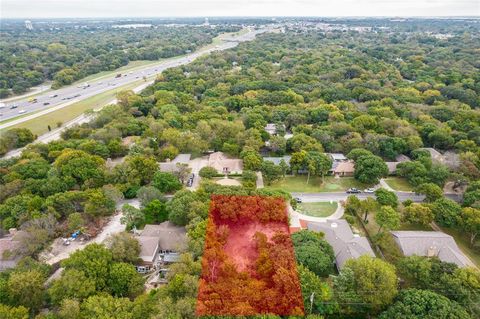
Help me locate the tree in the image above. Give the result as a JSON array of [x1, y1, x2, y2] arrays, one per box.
[[84, 188, 116, 217], [305, 151, 332, 183], [0, 304, 29, 319], [375, 188, 399, 208], [57, 299, 81, 319], [174, 163, 192, 184], [336, 256, 398, 313], [292, 230, 335, 277], [297, 264, 334, 315], [199, 166, 218, 179], [121, 204, 145, 230], [242, 151, 263, 171], [136, 186, 165, 207], [459, 207, 480, 246], [105, 232, 141, 264], [347, 148, 373, 161], [167, 190, 208, 226], [107, 262, 144, 298], [66, 212, 85, 233], [403, 203, 434, 225], [278, 159, 289, 178], [260, 161, 282, 185], [7, 270, 45, 313], [48, 269, 96, 304], [290, 150, 308, 174], [79, 294, 134, 319], [415, 183, 443, 202], [354, 155, 388, 184], [432, 198, 462, 227], [359, 197, 378, 223], [143, 199, 168, 224], [53, 149, 105, 187], [152, 171, 182, 193], [375, 206, 401, 234], [379, 289, 470, 319], [61, 243, 113, 291]]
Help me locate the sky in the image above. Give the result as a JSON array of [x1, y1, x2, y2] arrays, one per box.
[[1, 0, 479, 18]]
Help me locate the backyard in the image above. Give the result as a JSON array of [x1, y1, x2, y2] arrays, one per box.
[[266, 175, 369, 193], [296, 202, 338, 217]]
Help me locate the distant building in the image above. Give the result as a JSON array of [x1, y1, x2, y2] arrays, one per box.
[[391, 231, 473, 268], [136, 222, 187, 273], [207, 152, 243, 175], [263, 155, 291, 167], [25, 20, 33, 31], [264, 123, 285, 136], [159, 154, 191, 173], [307, 220, 376, 270], [385, 154, 411, 175]]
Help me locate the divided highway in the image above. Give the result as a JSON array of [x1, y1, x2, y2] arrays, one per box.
[[0, 27, 267, 130]]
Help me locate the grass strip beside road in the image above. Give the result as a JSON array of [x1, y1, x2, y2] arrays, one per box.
[[0, 80, 145, 136], [266, 175, 369, 193]]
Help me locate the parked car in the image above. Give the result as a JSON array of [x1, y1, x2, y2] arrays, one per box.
[[346, 188, 361, 194], [363, 188, 375, 193]]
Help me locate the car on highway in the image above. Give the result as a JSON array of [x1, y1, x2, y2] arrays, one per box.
[[18, 110, 26, 114], [43, 102, 50, 106], [73, 94, 81, 98], [346, 188, 361, 194], [49, 94, 58, 98], [10, 105, 18, 109], [363, 188, 375, 193]]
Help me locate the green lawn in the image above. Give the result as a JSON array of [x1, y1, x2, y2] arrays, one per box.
[[384, 177, 413, 192], [297, 202, 337, 217], [265, 175, 369, 193]]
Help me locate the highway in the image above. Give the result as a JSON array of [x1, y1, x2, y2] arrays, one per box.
[[0, 27, 267, 129]]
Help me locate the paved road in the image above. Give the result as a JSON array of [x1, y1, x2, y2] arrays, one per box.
[[0, 27, 268, 128], [292, 192, 462, 203]]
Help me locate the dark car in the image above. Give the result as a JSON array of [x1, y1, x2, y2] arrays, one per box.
[[43, 102, 50, 106], [346, 188, 361, 194], [10, 105, 18, 109], [294, 197, 302, 203]]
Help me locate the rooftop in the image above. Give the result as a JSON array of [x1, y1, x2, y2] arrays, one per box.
[[307, 219, 375, 270], [391, 231, 472, 268]]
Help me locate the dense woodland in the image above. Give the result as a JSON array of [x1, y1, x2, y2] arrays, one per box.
[[0, 23, 238, 96], [0, 19, 480, 318]]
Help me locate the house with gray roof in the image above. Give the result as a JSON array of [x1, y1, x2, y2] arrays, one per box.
[[391, 231, 472, 268], [159, 154, 191, 173], [263, 155, 291, 167], [307, 220, 375, 270], [136, 221, 187, 273]]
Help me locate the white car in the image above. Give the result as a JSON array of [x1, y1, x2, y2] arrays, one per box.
[[18, 110, 26, 114], [363, 188, 375, 193]]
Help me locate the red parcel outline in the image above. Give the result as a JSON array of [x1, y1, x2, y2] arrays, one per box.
[[196, 195, 305, 316]]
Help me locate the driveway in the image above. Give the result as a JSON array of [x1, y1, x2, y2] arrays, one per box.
[[41, 199, 139, 265], [188, 157, 209, 190]]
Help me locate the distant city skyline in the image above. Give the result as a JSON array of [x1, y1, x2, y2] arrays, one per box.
[[1, 0, 479, 18]]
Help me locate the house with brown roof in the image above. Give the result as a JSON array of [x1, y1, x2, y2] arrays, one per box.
[[136, 222, 187, 273], [332, 160, 355, 177], [307, 220, 375, 270], [208, 152, 243, 175], [391, 231, 473, 268]]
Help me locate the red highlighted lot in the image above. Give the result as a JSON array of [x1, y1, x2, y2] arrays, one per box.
[[196, 195, 305, 316]]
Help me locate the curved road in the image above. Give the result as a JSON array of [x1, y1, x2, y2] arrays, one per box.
[[0, 27, 269, 129]]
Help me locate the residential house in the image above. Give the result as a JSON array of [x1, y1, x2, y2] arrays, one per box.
[[385, 154, 411, 175], [332, 161, 355, 177], [263, 155, 291, 167], [327, 153, 352, 176], [264, 123, 285, 136], [136, 222, 187, 273], [391, 231, 472, 268], [419, 148, 460, 169], [159, 154, 191, 173], [208, 152, 243, 175], [307, 220, 376, 270]]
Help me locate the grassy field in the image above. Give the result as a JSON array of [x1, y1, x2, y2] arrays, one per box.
[[297, 202, 337, 217], [0, 80, 145, 136], [265, 175, 369, 193], [384, 177, 413, 192]]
